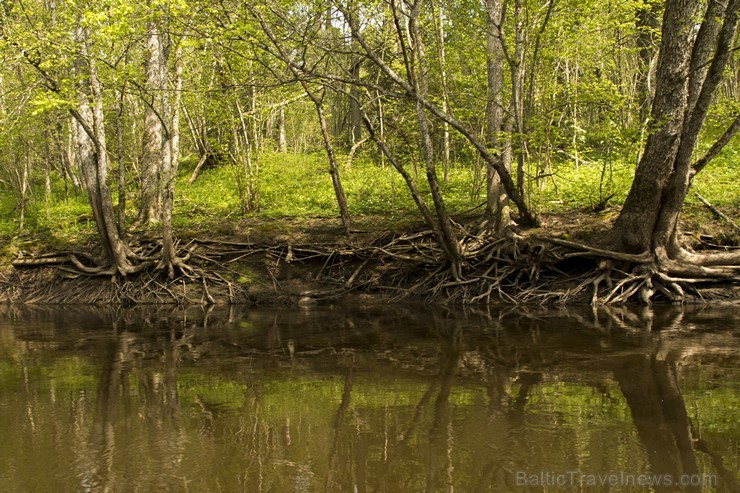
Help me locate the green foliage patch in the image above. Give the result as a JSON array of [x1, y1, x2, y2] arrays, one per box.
[[531, 159, 635, 211], [0, 144, 737, 249], [690, 153, 740, 208], [177, 152, 484, 224]]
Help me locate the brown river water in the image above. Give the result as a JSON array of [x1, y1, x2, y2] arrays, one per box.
[[0, 303, 737, 492]]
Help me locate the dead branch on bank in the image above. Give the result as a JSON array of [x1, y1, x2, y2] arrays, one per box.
[[694, 192, 740, 232]]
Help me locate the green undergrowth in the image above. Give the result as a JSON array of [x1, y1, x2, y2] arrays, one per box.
[[0, 148, 737, 252]]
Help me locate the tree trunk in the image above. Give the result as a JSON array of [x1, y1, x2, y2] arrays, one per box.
[[511, 0, 527, 197], [159, 39, 183, 278], [115, 90, 127, 236], [433, 3, 451, 183], [59, 120, 81, 193], [610, 0, 738, 262], [612, 0, 690, 254], [692, 115, 739, 177], [138, 23, 164, 225], [654, 0, 738, 259], [44, 143, 51, 202], [277, 105, 287, 153], [483, 0, 510, 235], [17, 150, 29, 232], [76, 25, 133, 274], [349, 56, 362, 145], [347, 3, 363, 147], [408, 0, 463, 277], [231, 69, 258, 212], [315, 94, 352, 234], [635, 0, 661, 124]]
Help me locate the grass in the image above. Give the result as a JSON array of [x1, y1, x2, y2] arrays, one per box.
[[0, 146, 737, 250], [689, 153, 740, 208], [175, 152, 483, 228]]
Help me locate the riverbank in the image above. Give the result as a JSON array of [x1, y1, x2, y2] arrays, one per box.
[[1, 206, 737, 305]]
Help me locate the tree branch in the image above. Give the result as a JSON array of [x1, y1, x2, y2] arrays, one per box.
[[339, 4, 537, 227], [691, 114, 739, 177], [694, 192, 740, 231]]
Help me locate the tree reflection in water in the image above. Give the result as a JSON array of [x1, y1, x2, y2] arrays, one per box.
[[0, 303, 737, 492]]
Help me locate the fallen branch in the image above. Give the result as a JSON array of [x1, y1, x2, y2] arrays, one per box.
[[12, 255, 70, 267], [694, 192, 740, 231], [344, 138, 368, 170], [187, 153, 210, 185]]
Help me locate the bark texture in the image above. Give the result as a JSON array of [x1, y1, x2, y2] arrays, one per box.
[[610, 0, 738, 259], [75, 25, 133, 274], [138, 23, 165, 225], [483, 0, 510, 234]]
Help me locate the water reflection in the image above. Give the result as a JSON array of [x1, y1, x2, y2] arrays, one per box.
[[0, 304, 737, 492]]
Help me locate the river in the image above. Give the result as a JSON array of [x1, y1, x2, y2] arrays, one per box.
[[0, 304, 737, 492]]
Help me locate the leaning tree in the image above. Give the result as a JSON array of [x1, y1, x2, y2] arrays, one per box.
[[598, 0, 739, 300]]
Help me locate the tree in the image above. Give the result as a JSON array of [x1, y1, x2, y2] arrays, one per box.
[[247, 2, 353, 234], [1, 0, 736, 303], [482, 0, 509, 234], [634, 0, 661, 125], [157, 38, 187, 278], [407, 0, 464, 276], [72, 21, 141, 274], [607, 0, 739, 280], [137, 19, 166, 226], [343, 1, 537, 227], [0, 0, 194, 277]]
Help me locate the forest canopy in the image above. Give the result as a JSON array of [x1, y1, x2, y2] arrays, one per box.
[[0, 0, 737, 303]]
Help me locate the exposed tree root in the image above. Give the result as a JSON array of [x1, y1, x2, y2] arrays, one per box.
[[7, 236, 231, 304], [6, 225, 738, 305], [194, 227, 736, 305]]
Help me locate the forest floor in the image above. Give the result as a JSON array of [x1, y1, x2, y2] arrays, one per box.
[[1, 204, 738, 305]]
